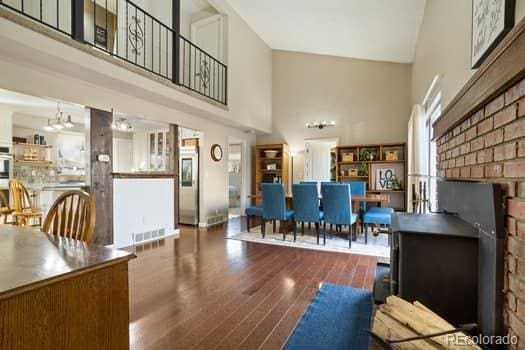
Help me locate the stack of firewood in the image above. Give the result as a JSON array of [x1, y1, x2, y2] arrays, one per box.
[[372, 296, 481, 349]]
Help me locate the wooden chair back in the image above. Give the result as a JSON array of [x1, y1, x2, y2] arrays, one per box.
[[0, 191, 9, 210], [9, 180, 34, 212], [43, 190, 96, 243]]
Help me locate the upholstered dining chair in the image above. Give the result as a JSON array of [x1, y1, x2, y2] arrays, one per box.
[[0, 191, 13, 224], [245, 206, 263, 232], [261, 183, 295, 241], [42, 190, 96, 243], [363, 207, 394, 245], [292, 184, 323, 243], [321, 183, 357, 247], [9, 179, 43, 227], [349, 181, 367, 232]]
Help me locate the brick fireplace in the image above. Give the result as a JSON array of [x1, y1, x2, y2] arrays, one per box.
[[433, 17, 525, 347]]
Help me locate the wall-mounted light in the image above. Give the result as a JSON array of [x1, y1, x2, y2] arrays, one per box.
[[305, 120, 336, 130], [112, 117, 134, 132]]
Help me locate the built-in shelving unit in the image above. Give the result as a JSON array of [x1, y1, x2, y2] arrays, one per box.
[[13, 142, 54, 167], [254, 144, 289, 204], [334, 142, 407, 211]]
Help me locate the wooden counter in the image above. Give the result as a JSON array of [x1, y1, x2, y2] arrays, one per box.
[[0, 226, 135, 349]]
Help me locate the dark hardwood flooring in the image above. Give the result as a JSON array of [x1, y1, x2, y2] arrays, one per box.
[[128, 219, 378, 349]]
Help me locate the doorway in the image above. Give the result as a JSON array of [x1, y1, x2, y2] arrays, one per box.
[[303, 138, 338, 182], [228, 137, 243, 219], [179, 127, 201, 225]]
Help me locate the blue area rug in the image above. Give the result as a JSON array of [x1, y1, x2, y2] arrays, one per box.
[[285, 283, 373, 350]]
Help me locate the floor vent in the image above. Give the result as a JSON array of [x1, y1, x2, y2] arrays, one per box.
[[133, 229, 167, 245], [206, 214, 227, 226]]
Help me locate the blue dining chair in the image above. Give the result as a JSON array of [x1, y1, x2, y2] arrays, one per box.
[[292, 184, 323, 243], [245, 206, 263, 232], [320, 184, 357, 247], [363, 207, 394, 244], [300, 181, 319, 229], [261, 183, 295, 240], [349, 181, 367, 232]]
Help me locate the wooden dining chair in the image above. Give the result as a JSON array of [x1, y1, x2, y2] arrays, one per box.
[[9, 179, 43, 227], [0, 191, 14, 224], [43, 190, 96, 243]]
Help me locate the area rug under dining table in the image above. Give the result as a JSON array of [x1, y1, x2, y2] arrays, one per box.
[[227, 223, 390, 261]]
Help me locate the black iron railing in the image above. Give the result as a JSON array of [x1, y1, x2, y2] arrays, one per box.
[[0, 0, 228, 105]]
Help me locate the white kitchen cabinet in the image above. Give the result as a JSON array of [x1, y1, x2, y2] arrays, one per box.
[[0, 111, 13, 146]]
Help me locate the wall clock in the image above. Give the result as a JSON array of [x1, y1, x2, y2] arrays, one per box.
[[211, 144, 223, 161], [471, 0, 515, 68]]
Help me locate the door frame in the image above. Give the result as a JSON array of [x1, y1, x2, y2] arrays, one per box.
[[190, 14, 224, 61], [227, 137, 246, 215]]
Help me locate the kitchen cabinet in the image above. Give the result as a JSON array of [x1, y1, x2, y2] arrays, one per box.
[[0, 111, 13, 146]]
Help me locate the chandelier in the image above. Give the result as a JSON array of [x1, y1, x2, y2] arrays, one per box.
[[44, 103, 74, 131]]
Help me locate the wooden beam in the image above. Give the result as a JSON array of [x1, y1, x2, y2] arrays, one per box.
[[89, 108, 113, 245], [433, 16, 525, 140], [168, 124, 179, 228]]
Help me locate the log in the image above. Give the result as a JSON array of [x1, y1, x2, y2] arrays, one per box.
[[373, 310, 441, 350], [380, 296, 480, 350]]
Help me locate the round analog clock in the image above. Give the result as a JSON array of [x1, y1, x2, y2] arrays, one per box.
[[211, 144, 223, 162]]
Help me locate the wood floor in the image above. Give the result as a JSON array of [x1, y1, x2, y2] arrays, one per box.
[[128, 220, 378, 350]]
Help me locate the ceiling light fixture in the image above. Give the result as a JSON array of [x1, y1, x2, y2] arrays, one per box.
[[112, 117, 134, 132], [45, 103, 75, 131], [305, 120, 336, 130], [63, 115, 74, 128], [43, 119, 54, 132]]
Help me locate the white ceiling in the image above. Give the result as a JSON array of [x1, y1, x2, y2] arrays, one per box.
[[225, 0, 426, 63]]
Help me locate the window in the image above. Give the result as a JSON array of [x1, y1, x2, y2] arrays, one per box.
[[424, 91, 442, 211]]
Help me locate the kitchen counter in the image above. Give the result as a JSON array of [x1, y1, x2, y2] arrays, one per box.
[[0, 225, 135, 348], [112, 172, 177, 179], [25, 182, 87, 191]]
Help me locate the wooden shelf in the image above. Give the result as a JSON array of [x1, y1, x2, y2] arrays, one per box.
[[254, 144, 289, 205], [335, 142, 407, 211], [13, 143, 52, 149], [368, 189, 406, 193], [14, 160, 53, 167], [338, 160, 405, 165]]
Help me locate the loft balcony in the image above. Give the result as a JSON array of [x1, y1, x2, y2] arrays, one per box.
[[0, 0, 228, 105]]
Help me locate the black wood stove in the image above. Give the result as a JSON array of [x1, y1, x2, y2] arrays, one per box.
[[389, 180, 505, 339]]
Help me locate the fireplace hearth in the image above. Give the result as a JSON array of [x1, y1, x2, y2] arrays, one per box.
[[389, 180, 505, 340]]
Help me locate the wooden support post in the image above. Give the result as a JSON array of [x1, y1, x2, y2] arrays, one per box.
[[168, 124, 179, 228], [89, 108, 113, 245]]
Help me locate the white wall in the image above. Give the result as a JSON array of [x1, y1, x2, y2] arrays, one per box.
[[258, 50, 412, 153], [113, 178, 175, 248], [412, 0, 525, 108]]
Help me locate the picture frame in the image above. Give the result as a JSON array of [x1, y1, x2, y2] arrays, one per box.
[[471, 0, 515, 68], [376, 168, 397, 190]]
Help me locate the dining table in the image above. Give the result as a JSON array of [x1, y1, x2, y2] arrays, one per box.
[[0, 225, 135, 349], [248, 193, 390, 207], [247, 192, 390, 233]]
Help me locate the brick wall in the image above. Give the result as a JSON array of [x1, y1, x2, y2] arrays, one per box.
[[436, 77, 525, 347]]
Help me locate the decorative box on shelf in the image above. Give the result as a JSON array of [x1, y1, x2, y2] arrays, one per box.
[[342, 153, 354, 162], [266, 163, 277, 170], [348, 169, 358, 176], [385, 151, 399, 161]]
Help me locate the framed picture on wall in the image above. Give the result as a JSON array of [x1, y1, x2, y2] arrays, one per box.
[[471, 0, 515, 68], [376, 168, 398, 190]]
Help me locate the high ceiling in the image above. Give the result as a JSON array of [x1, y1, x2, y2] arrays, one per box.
[[225, 0, 426, 63]]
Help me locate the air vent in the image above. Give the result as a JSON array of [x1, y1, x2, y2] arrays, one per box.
[[133, 229, 167, 245]]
